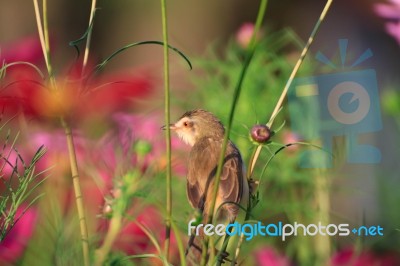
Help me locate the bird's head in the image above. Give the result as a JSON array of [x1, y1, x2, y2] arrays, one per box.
[[164, 109, 225, 146]]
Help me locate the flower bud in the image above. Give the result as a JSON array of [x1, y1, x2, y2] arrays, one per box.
[[250, 124, 272, 143], [134, 139, 152, 156]]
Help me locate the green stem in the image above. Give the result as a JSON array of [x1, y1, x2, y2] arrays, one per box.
[[249, 0, 334, 176], [61, 118, 90, 266], [201, 1, 269, 265], [160, 0, 172, 261], [94, 212, 123, 266]]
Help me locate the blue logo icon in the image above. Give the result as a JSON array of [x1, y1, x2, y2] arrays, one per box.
[[288, 39, 382, 168]]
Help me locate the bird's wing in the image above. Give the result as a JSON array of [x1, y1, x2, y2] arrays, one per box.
[[186, 179, 203, 210], [187, 140, 210, 210], [187, 139, 243, 211], [219, 142, 243, 205]]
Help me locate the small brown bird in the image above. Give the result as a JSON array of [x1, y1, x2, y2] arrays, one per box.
[[166, 109, 249, 263], [168, 109, 248, 221]]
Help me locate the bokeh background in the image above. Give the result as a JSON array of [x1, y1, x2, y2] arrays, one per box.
[[0, 0, 399, 265]]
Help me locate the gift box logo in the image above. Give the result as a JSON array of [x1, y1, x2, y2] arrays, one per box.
[[288, 39, 382, 168]]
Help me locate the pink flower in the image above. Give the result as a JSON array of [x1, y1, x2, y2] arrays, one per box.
[[374, 0, 400, 45], [255, 247, 291, 266], [0, 206, 38, 264], [236, 23, 260, 48], [331, 247, 400, 266], [282, 130, 302, 153], [111, 112, 188, 175], [0, 36, 43, 64]]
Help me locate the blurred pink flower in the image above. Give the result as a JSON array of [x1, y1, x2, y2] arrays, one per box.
[[331, 247, 400, 266], [97, 206, 180, 265], [255, 247, 291, 266], [236, 23, 260, 48], [0, 206, 38, 264], [0, 36, 43, 64], [282, 130, 302, 153], [112, 112, 188, 175], [374, 0, 400, 45]]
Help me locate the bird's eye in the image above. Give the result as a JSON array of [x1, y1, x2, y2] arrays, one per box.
[[183, 122, 188, 127]]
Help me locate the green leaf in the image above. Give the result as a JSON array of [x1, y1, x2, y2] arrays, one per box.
[[93, 41, 192, 74], [68, 8, 98, 58]]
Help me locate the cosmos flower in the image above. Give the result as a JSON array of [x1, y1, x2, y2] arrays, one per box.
[[255, 247, 291, 266], [0, 36, 153, 120], [0, 36, 44, 64], [374, 0, 400, 45]]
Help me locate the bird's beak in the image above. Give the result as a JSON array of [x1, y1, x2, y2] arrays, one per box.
[[161, 124, 176, 130]]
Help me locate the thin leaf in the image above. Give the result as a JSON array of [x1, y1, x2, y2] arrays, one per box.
[[94, 41, 192, 74], [68, 8, 98, 58], [0, 62, 44, 79], [120, 254, 171, 265]]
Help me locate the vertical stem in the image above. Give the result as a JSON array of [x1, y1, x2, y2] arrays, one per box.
[[314, 170, 330, 265], [32, 0, 49, 76], [61, 118, 90, 266], [94, 212, 122, 266], [33, 2, 90, 265], [160, 0, 172, 261], [249, 0, 334, 176], [201, 1, 269, 265], [42, 0, 54, 81], [82, 0, 97, 75]]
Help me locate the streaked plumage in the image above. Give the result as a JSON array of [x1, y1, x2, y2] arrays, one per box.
[[169, 109, 247, 221], [168, 109, 249, 263]]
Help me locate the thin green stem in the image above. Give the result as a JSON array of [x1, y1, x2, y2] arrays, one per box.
[[82, 0, 97, 75], [160, 0, 172, 261], [249, 0, 334, 176], [170, 219, 187, 266], [94, 212, 123, 266], [200, 1, 268, 265]]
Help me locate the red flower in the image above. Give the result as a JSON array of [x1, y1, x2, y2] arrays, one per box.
[[0, 37, 153, 120]]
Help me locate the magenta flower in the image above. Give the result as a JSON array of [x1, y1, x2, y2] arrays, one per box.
[[255, 247, 291, 266], [374, 0, 400, 45], [0, 206, 38, 264], [0, 36, 43, 64], [331, 247, 400, 266]]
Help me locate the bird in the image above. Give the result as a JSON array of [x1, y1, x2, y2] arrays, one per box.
[[165, 109, 249, 263]]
